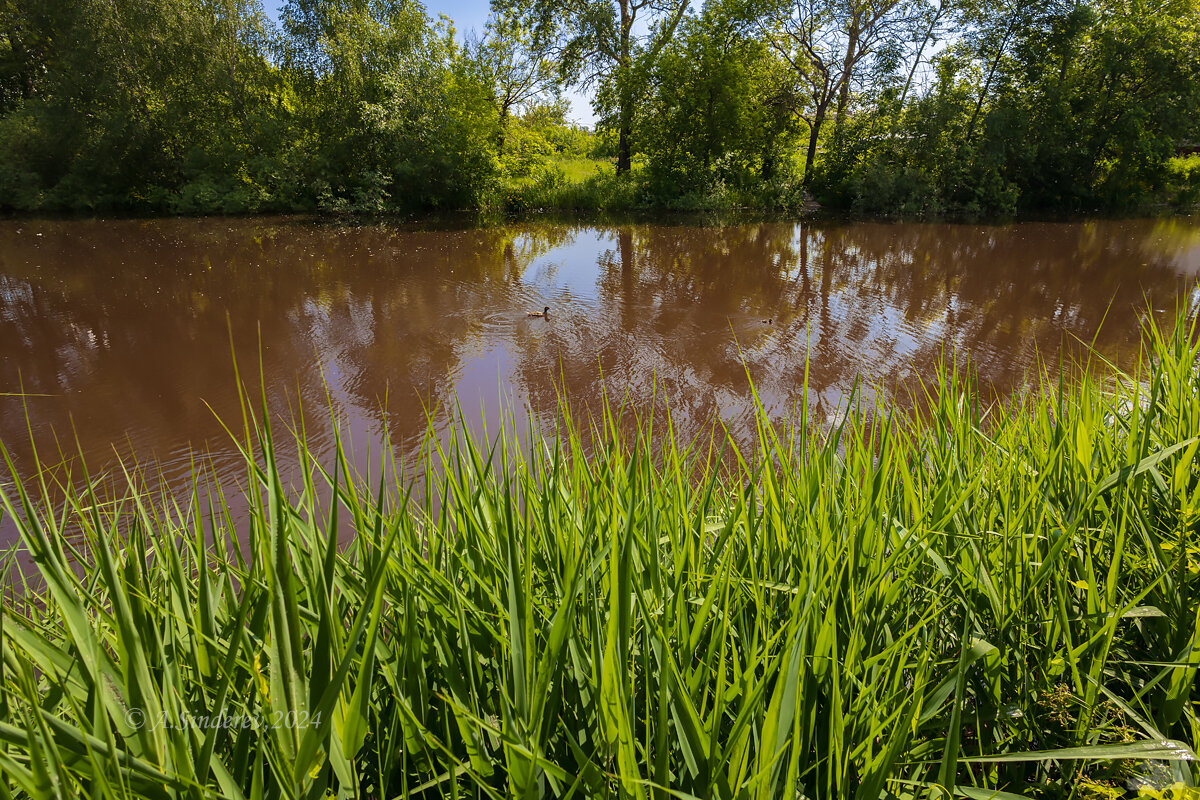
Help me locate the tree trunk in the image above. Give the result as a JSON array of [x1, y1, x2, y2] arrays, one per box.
[[617, 117, 632, 173], [833, 25, 860, 136], [803, 100, 828, 185], [898, 2, 942, 111], [497, 104, 510, 150], [615, 0, 633, 174], [966, 24, 1014, 143]]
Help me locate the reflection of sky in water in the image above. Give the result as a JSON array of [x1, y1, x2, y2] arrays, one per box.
[[1, 215, 1199, 547], [1162, 231, 1200, 276], [520, 229, 614, 302]]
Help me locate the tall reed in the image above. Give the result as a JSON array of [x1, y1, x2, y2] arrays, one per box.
[[2, 316, 1199, 799]]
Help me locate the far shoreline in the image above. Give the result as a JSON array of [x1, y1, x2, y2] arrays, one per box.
[[2, 205, 1197, 230]]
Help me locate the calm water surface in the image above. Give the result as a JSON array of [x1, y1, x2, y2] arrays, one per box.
[[1, 216, 1198, 543]]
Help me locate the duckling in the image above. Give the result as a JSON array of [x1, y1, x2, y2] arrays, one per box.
[[527, 306, 550, 318]]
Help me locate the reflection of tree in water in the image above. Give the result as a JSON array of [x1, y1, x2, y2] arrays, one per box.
[[0, 218, 580, 481], [0, 216, 1193, 517], [803, 222, 1190, 385], [507, 220, 1191, 446]]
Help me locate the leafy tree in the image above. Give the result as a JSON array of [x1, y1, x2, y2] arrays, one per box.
[[0, 0, 277, 211], [0, 0, 50, 113], [469, 14, 560, 148], [279, 0, 429, 205], [758, 0, 918, 181], [500, 0, 690, 172], [520, 97, 591, 157], [642, 1, 804, 195], [952, 0, 1051, 142], [998, 0, 1200, 208], [497, 97, 589, 178], [1, 0, 1195, 213], [362, 20, 502, 208], [813, 0, 1200, 214]]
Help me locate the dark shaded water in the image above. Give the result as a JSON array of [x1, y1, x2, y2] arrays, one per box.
[[1, 216, 1198, 544]]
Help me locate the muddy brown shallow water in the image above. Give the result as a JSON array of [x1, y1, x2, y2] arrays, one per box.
[[1, 215, 1198, 545]]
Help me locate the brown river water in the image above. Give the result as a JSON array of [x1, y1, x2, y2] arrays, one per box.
[[1, 215, 1199, 546]]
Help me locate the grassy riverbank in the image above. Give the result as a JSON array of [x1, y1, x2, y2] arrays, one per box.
[[2, 317, 1200, 799], [498, 157, 815, 214], [499, 155, 1200, 217]]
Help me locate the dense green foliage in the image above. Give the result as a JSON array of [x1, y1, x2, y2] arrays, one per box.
[[0, 0, 587, 212], [818, 0, 1200, 215], [2, 316, 1200, 797], [639, 4, 806, 206], [0, 0, 1197, 214]]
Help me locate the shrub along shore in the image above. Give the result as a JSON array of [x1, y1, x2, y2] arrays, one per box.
[[4, 0, 1199, 218], [1, 317, 1200, 799]]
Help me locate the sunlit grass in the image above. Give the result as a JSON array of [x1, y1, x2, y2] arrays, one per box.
[[1168, 155, 1200, 208], [545, 156, 613, 183], [1, 315, 1199, 798], [500, 161, 644, 212]]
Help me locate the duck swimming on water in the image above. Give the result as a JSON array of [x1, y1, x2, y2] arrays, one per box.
[[528, 306, 550, 318]]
